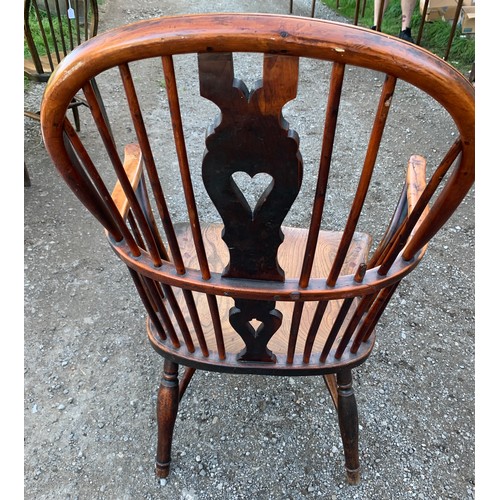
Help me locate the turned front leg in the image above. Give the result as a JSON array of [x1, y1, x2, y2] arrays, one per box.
[[336, 369, 361, 485], [156, 360, 179, 478]]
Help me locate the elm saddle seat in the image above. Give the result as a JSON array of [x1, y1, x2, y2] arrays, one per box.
[[40, 14, 474, 485]]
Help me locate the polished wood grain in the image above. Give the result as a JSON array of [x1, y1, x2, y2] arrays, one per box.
[[40, 13, 475, 484], [150, 223, 371, 362]]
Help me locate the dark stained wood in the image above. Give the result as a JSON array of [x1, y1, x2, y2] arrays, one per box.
[[199, 52, 301, 281], [148, 223, 372, 371], [40, 13, 475, 485], [155, 360, 179, 479], [336, 369, 361, 485], [164, 55, 210, 279], [198, 52, 302, 361]]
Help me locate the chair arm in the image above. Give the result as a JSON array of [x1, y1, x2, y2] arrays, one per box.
[[368, 154, 429, 268], [111, 143, 143, 218], [405, 154, 429, 238]]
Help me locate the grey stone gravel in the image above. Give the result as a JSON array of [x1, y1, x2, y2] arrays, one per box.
[[24, 1, 475, 499]]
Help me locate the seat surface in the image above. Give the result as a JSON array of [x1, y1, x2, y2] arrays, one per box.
[[148, 223, 374, 373]]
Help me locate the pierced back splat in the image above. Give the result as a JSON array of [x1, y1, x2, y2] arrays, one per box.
[[199, 52, 302, 362]]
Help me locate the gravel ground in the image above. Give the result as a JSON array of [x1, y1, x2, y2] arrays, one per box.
[[24, 1, 475, 499]]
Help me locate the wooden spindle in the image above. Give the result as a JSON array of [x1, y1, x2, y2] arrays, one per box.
[[303, 301, 329, 363], [379, 139, 462, 274], [206, 294, 226, 360], [162, 285, 195, 353], [64, 0, 75, 51], [182, 290, 209, 357], [319, 298, 354, 363], [135, 178, 170, 259], [350, 282, 399, 353], [91, 68, 164, 267], [299, 62, 345, 289], [286, 302, 305, 364], [52, 0, 68, 56], [328, 74, 397, 287], [142, 277, 181, 348], [128, 269, 167, 341], [62, 119, 140, 252], [74, 0, 81, 46], [179, 366, 196, 400], [162, 55, 211, 280], [335, 294, 376, 359], [34, 1, 55, 70]]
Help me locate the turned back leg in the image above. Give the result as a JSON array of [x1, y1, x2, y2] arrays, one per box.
[[156, 360, 179, 478], [336, 369, 361, 485]]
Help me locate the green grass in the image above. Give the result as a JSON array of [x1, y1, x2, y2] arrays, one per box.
[[24, 1, 104, 89], [24, 8, 73, 59], [322, 0, 475, 75]]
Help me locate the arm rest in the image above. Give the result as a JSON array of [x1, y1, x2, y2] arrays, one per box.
[[368, 154, 429, 268], [111, 143, 143, 218], [406, 154, 429, 238]]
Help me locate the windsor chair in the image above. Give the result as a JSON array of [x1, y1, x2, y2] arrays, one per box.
[[40, 14, 474, 484], [24, 0, 100, 129], [24, 0, 112, 185]]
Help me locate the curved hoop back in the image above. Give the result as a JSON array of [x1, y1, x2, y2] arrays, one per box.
[[40, 14, 474, 371]]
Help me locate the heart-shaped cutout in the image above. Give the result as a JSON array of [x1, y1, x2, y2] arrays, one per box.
[[231, 171, 274, 214]]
